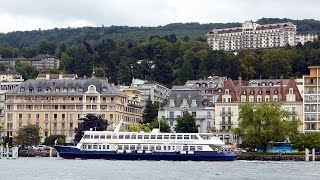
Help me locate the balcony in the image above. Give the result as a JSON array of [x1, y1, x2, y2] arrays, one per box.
[[220, 111, 233, 116], [220, 121, 232, 125]]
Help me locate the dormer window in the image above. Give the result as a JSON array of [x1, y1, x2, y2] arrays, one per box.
[[45, 88, 51, 92], [274, 90, 278, 94], [225, 89, 229, 95], [70, 88, 76, 92], [55, 88, 60, 92], [102, 87, 107, 92], [20, 87, 25, 92], [289, 88, 293, 94], [28, 88, 34, 92], [62, 88, 68, 92], [37, 88, 42, 92]]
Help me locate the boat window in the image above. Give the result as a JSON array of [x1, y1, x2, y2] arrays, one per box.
[[84, 135, 90, 139], [107, 145, 110, 149], [129, 145, 135, 150], [99, 145, 102, 149], [82, 144, 87, 149], [191, 135, 198, 139], [138, 135, 143, 139], [170, 135, 176, 139], [150, 135, 156, 139], [93, 145, 98, 149], [197, 146, 203, 151], [88, 145, 92, 149], [131, 134, 136, 139], [183, 146, 188, 151], [102, 145, 106, 149], [94, 135, 99, 139], [137, 144, 142, 150], [125, 135, 130, 139], [164, 135, 169, 139], [117, 145, 123, 150], [112, 135, 118, 139], [164, 146, 166, 150], [142, 145, 148, 150], [119, 135, 124, 139], [144, 135, 149, 139], [100, 135, 105, 139], [184, 135, 190, 139], [156, 145, 161, 150], [150, 145, 155, 150], [190, 146, 196, 151], [157, 135, 162, 139], [177, 135, 182, 139], [124, 145, 129, 150], [168, 146, 171, 150], [90, 135, 93, 139], [106, 135, 111, 139], [172, 146, 175, 150]]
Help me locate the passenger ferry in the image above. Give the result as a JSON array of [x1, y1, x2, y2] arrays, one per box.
[[54, 123, 237, 161]]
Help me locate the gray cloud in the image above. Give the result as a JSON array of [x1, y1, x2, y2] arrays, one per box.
[[0, 0, 319, 33]]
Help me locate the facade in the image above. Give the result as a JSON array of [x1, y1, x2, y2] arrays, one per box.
[[131, 78, 171, 108], [215, 77, 303, 144], [185, 76, 226, 106], [0, 71, 24, 138], [303, 66, 320, 133], [158, 88, 214, 133], [206, 21, 318, 51], [3, 77, 142, 142]]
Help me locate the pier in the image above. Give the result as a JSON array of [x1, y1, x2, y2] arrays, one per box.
[[0, 145, 18, 159]]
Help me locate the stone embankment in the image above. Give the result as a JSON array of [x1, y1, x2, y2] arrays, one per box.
[[237, 153, 319, 161], [19, 149, 58, 157]]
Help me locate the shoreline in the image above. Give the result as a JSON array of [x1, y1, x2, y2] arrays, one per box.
[[237, 153, 319, 161]]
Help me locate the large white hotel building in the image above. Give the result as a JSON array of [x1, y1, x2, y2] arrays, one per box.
[[206, 21, 318, 51]]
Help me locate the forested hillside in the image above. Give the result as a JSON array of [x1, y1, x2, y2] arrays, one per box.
[[0, 18, 320, 88]]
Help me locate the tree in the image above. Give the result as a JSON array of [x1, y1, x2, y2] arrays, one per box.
[[0, 63, 7, 71], [15, 62, 39, 80], [142, 98, 159, 124], [128, 124, 151, 132], [44, 135, 66, 146], [291, 133, 320, 151], [95, 67, 105, 77], [150, 119, 171, 132], [238, 102, 300, 152], [197, 59, 207, 79], [74, 114, 108, 142], [14, 124, 41, 146], [175, 113, 198, 133], [178, 50, 195, 83]]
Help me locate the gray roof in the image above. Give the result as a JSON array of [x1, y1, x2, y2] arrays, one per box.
[[5, 77, 126, 96], [164, 89, 203, 107], [0, 71, 21, 75]]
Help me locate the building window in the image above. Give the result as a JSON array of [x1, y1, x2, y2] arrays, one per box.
[[192, 112, 196, 117], [289, 88, 293, 94], [225, 89, 229, 95], [169, 111, 174, 118]]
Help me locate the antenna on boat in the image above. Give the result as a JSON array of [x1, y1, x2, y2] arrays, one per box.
[[114, 119, 124, 132], [158, 103, 161, 132]]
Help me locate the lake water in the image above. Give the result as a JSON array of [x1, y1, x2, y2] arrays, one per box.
[[0, 158, 319, 180]]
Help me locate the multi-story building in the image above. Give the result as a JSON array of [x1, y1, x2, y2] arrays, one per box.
[[29, 54, 60, 70], [185, 76, 226, 106], [215, 77, 303, 144], [206, 20, 318, 51], [3, 77, 142, 142], [158, 87, 214, 133], [303, 66, 320, 133], [131, 78, 171, 108], [0, 71, 24, 138]]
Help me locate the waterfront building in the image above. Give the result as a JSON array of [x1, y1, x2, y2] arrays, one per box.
[[3, 77, 142, 142], [185, 76, 226, 106], [303, 66, 320, 133], [215, 77, 303, 144], [0, 71, 24, 138], [131, 78, 170, 108], [206, 20, 318, 51], [36, 73, 78, 80], [158, 87, 214, 133]]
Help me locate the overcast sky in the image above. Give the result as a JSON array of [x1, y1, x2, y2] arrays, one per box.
[[0, 0, 318, 33]]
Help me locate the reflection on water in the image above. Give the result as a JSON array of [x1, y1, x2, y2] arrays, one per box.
[[0, 158, 319, 180]]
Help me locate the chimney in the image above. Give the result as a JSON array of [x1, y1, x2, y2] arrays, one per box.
[[58, 74, 63, 79], [238, 76, 242, 94], [45, 74, 50, 80], [280, 75, 284, 99]]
